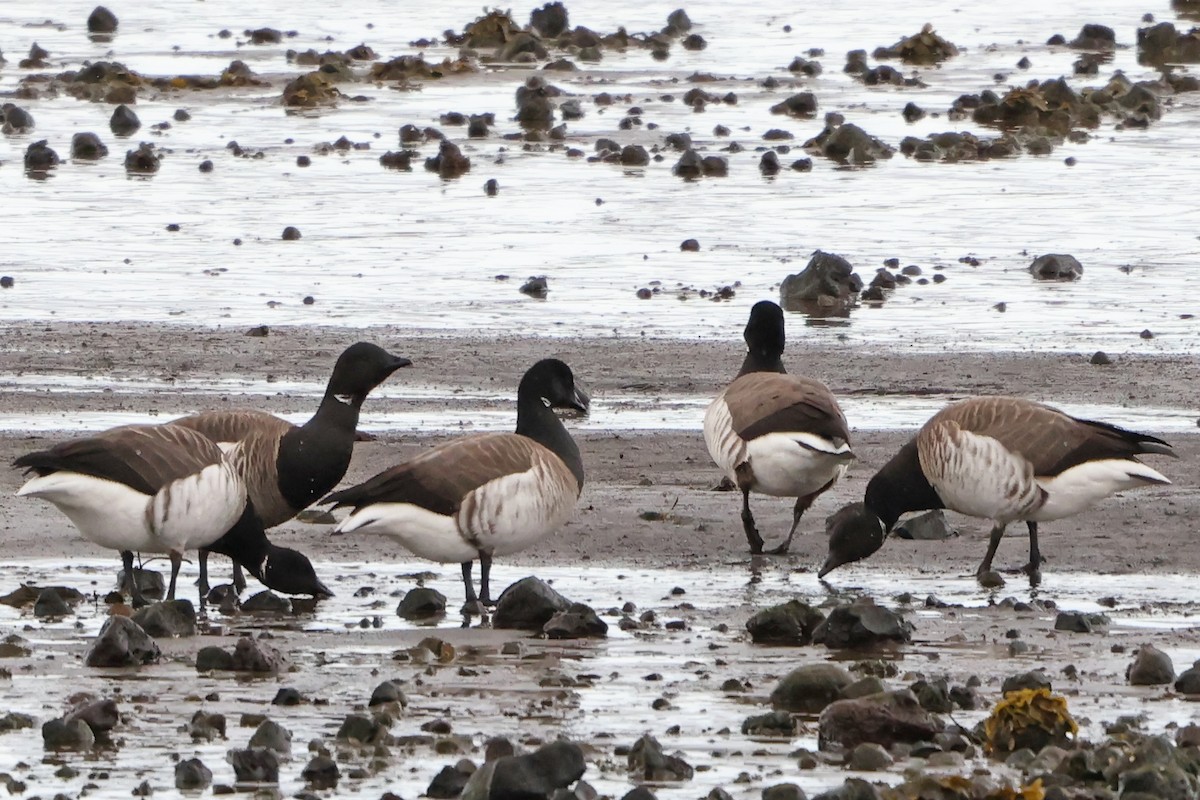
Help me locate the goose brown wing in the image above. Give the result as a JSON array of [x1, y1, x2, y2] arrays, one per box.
[[172, 409, 295, 445], [13, 424, 224, 495], [726, 372, 850, 445], [933, 396, 1169, 477], [324, 433, 550, 515]]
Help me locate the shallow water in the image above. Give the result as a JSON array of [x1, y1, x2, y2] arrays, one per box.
[[1, 556, 1198, 797], [1, 1, 1199, 352]]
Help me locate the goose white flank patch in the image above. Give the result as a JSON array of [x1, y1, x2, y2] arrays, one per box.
[[324, 358, 587, 614], [160, 341, 409, 595], [820, 395, 1176, 584], [704, 300, 854, 555]]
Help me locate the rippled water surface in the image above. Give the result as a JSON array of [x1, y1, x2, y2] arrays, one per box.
[[1, 0, 1199, 351]]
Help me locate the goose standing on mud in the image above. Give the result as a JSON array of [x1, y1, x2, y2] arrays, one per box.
[[160, 341, 410, 594], [819, 395, 1176, 584], [704, 300, 855, 555], [324, 359, 588, 614], [13, 424, 331, 605]]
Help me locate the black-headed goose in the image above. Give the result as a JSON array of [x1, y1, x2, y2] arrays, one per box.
[[704, 300, 854, 555], [323, 358, 587, 613], [157, 341, 410, 593], [13, 423, 331, 604], [819, 395, 1176, 583]]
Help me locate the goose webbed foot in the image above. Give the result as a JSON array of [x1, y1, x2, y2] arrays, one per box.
[[461, 599, 488, 617], [232, 562, 247, 594], [764, 541, 791, 556]]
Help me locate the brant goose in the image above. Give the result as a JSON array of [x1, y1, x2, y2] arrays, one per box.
[[819, 395, 1176, 583], [14, 423, 329, 604], [324, 358, 587, 613], [160, 341, 410, 593], [704, 300, 854, 555]]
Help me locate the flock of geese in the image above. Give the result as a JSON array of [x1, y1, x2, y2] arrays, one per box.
[[12, 301, 1176, 612]]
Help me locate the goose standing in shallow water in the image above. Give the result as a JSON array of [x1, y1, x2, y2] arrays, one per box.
[[13, 423, 331, 605], [819, 395, 1176, 584], [704, 300, 854, 555], [153, 341, 410, 595], [324, 359, 588, 614]]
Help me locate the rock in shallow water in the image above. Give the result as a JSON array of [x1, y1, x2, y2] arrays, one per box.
[[228, 747, 279, 783], [230, 636, 288, 673], [33, 588, 71, 617], [818, 689, 940, 750], [1128, 643, 1175, 685], [132, 599, 196, 637], [397, 587, 447, 619], [67, 698, 119, 734], [628, 734, 693, 781], [42, 717, 95, 750], [812, 598, 913, 648], [175, 758, 212, 790], [302, 754, 340, 789], [369, 679, 408, 707], [493, 577, 571, 629], [428, 760, 476, 798], [770, 663, 854, 713], [85, 616, 161, 667], [746, 599, 826, 645], [462, 740, 585, 800], [544, 604, 608, 638]]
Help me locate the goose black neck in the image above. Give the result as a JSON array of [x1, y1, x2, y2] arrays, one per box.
[[307, 385, 366, 433], [516, 390, 585, 489], [864, 439, 944, 530], [205, 506, 270, 580], [737, 347, 786, 377]]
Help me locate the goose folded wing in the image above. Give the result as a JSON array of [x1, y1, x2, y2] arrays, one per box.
[[727, 373, 850, 445], [172, 409, 294, 444]]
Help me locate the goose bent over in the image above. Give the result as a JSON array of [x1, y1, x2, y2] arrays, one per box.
[[819, 395, 1176, 583], [13, 423, 330, 605], [704, 300, 854, 555], [324, 359, 588, 613], [153, 341, 410, 595]]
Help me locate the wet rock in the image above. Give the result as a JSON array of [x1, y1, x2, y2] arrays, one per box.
[[902, 102, 926, 123], [336, 713, 388, 744], [1029, 253, 1083, 281], [301, 754, 340, 789], [462, 9, 522, 48], [369, 679, 408, 707], [132, 599, 196, 637], [109, 104, 141, 136], [425, 139, 471, 178], [462, 740, 585, 800], [1071, 23, 1117, 50], [0, 712, 35, 732], [24, 140, 60, 175], [379, 150, 414, 170], [770, 663, 854, 713], [0, 277, 13, 289], [429, 760, 476, 798], [672, 149, 728, 179], [779, 250, 862, 313], [910, 677, 953, 713], [812, 597, 913, 648], [746, 599, 826, 646], [1, 104, 34, 134], [196, 646, 234, 672], [665, 9, 692, 34], [1128, 644, 1175, 685], [516, 77, 556, 128], [760, 152, 781, 175], [187, 710, 226, 741], [874, 24, 959, 64], [67, 698, 119, 734], [88, 5, 119, 34], [620, 145, 650, 166], [1178, 724, 1200, 748], [520, 276, 550, 298], [983, 687, 1077, 753], [1138, 22, 1200, 67], [1090, 351, 1112, 365], [530, 3, 569, 38], [272, 687, 304, 705], [1174, 661, 1200, 694], [680, 239, 700, 252], [397, 587, 447, 619], [848, 743, 892, 771], [741, 710, 797, 737], [249, 719, 291, 756], [282, 71, 342, 107], [230, 635, 288, 673], [770, 92, 818, 118], [242, 590, 292, 613], [281, 226, 302, 241], [42, 717, 95, 750], [1003, 669, 1052, 694], [229, 747, 279, 783], [34, 588, 71, 617], [85, 616, 161, 667], [71, 131, 109, 160], [622, 789, 657, 800], [804, 121, 894, 166], [484, 178, 499, 196], [818, 689, 940, 750], [842, 676, 887, 699], [544, 604, 608, 638], [1054, 610, 1109, 633], [175, 758, 212, 790], [894, 510, 955, 540], [1, 584, 85, 608], [124, 143, 160, 174], [628, 734, 693, 781], [494, 576, 571, 629]]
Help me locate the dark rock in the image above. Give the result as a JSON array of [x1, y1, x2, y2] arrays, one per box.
[[770, 663, 853, 713], [336, 713, 388, 744], [1090, 351, 1113, 365], [175, 758, 212, 790], [88, 6, 119, 34], [788, 56, 822, 76], [530, 3, 569, 38], [24, 140, 60, 174], [1, 104, 34, 133], [484, 178, 499, 196], [741, 710, 797, 737], [71, 132, 109, 160], [242, 591, 291, 613], [199, 159, 214, 172], [847, 743, 892, 771], [33, 588, 71, 617], [380, 150, 413, 170], [818, 689, 941, 750], [620, 145, 650, 166], [1128, 644, 1175, 685], [770, 92, 818, 118], [746, 599, 826, 645], [910, 678, 953, 713], [429, 761, 476, 798], [462, 740, 585, 800], [67, 698, 119, 734], [281, 226, 302, 241], [779, 250, 862, 313], [196, 645, 234, 671], [302, 755, 340, 789], [124, 143, 160, 174], [0, 277, 12, 289], [875, 24, 959, 64], [516, 77, 556, 129], [1138, 22, 1200, 67], [622, 789, 657, 800], [1054, 610, 1109, 633], [0, 712, 35, 733], [369, 679, 408, 707], [493, 576, 571, 629], [1071, 23, 1117, 50], [397, 587, 447, 619], [249, 719, 291, 755], [229, 747, 279, 783], [700, 155, 728, 176], [665, 9, 692, 34], [544, 604, 608, 638], [628, 734, 693, 781], [804, 121, 894, 165], [1002, 670, 1052, 694], [760, 152, 781, 175], [519, 276, 550, 298], [1174, 663, 1200, 694], [1029, 253, 1083, 281], [272, 687, 303, 705], [812, 598, 913, 648], [132, 599, 196, 637], [85, 616, 161, 667], [110, 104, 141, 136], [682, 34, 706, 51], [664, 132, 692, 150], [230, 635, 287, 673], [902, 102, 926, 122], [425, 140, 471, 178], [894, 510, 955, 540], [187, 711, 226, 741], [680, 239, 700, 251], [42, 717, 95, 750], [485, 737, 516, 762]]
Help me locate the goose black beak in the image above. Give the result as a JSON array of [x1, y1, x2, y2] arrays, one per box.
[[570, 381, 592, 415], [313, 579, 335, 599], [389, 356, 414, 373]]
